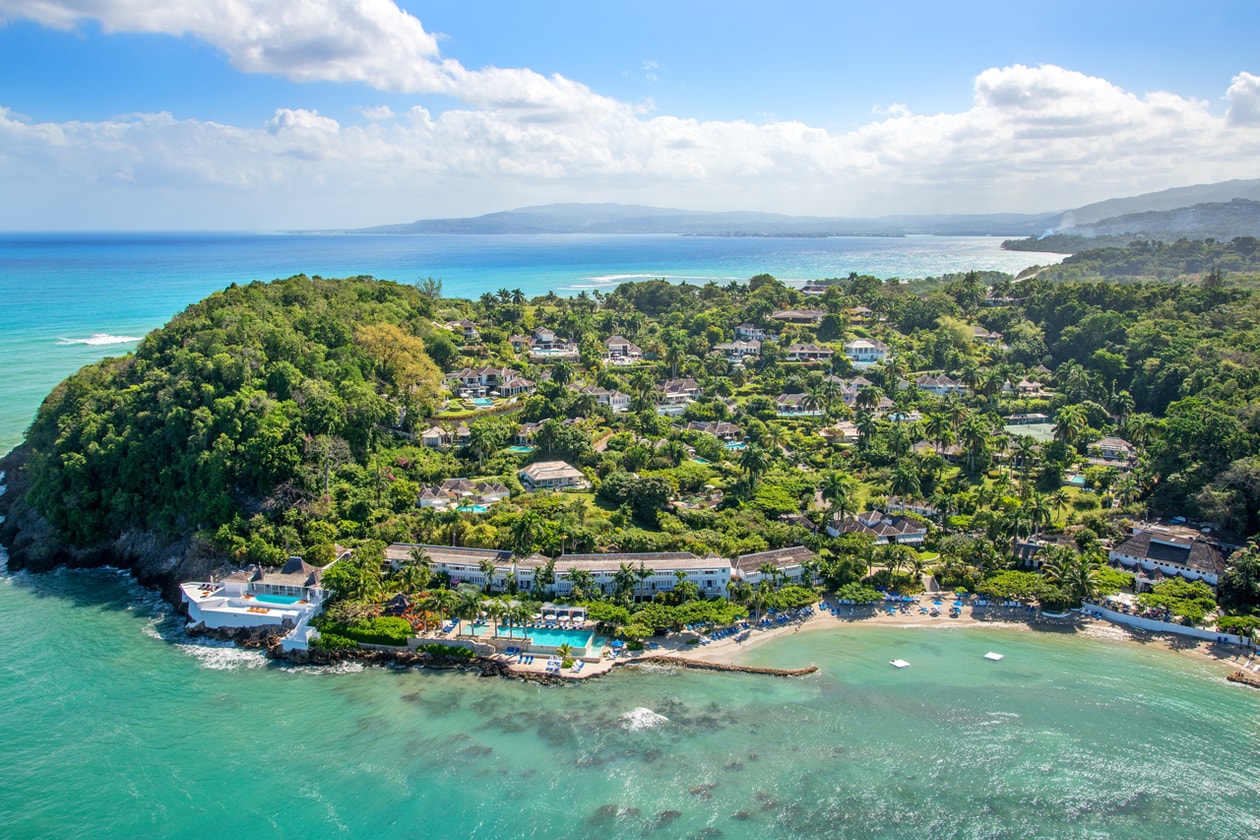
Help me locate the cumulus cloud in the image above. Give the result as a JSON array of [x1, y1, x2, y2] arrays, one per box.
[[357, 105, 394, 121], [1, 51, 1259, 228], [0, 0, 623, 120], [1227, 71, 1260, 126]]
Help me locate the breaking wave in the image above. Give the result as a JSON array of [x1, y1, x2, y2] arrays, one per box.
[[620, 707, 669, 731], [57, 334, 142, 346]]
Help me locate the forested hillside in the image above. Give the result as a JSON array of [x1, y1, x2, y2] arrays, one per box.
[[7, 260, 1260, 622]]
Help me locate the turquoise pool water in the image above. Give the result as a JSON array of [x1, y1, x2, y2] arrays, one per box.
[[470, 397, 494, 407], [251, 593, 303, 605], [529, 627, 595, 648], [725, 441, 746, 450], [469, 625, 595, 648], [505, 445, 535, 453], [1066, 475, 1086, 487]]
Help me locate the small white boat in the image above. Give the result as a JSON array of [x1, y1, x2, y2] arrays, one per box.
[[984, 652, 1004, 661], [890, 659, 911, 669]]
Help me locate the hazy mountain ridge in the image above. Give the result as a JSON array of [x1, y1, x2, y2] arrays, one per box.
[[1005, 198, 1260, 253], [351, 178, 1260, 238], [358, 203, 1057, 237]]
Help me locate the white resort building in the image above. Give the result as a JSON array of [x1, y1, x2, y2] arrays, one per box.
[[180, 554, 345, 651]]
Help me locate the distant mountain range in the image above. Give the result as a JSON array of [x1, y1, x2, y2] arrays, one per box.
[[355, 203, 1058, 237], [349, 178, 1260, 239]]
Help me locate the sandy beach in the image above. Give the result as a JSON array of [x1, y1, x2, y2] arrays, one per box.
[[637, 600, 1259, 678], [498, 598, 1259, 683]]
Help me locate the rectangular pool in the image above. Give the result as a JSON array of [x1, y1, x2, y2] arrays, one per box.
[[471, 625, 594, 648], [251, 593, 304, 605]]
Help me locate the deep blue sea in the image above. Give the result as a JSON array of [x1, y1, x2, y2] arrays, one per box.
[[0, 232, 1057, 452], [3, 233, 1259, 839]]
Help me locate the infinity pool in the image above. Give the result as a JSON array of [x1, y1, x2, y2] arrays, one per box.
[[251, 593, 304, 605]]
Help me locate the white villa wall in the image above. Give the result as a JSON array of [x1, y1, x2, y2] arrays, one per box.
[[1084, 602, 1243, 646], [1108, 550, 1219, 586]]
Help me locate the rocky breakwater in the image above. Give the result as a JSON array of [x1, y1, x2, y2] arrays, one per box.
[[273, 642, 574, 685], [0, 444, 225, 604]]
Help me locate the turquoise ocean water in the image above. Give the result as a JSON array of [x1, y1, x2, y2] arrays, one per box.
[[0, 566, 1256, 839], [9, 233, 1254, 838]]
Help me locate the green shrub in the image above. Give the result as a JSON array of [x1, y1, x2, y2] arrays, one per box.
[[324, 616, 414, 647], [312, 632, 358, 651]]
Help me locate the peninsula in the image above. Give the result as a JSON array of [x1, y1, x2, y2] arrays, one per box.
[[4, 260, 1260, 675]]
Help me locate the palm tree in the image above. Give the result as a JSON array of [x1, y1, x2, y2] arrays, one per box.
[[924, 412, 952, 454], [820, 470, 856, 514], [1049, 488, 1070, 521], [453, 587, 483, 635], [740, 444, 771, 489], [483, 598, 506, 638], [890, 463, 921, 500], [511, 288, 526, 305], [1026, 493, 1052, 537], [1011, 436, 1040, 497], [506, 602, 533, 640], [758, 562, 784, 590], [1041, 545, 1098, 606], [394, 561, 429, 595], [428, 588, 459, 631], [635, 562, 654, 603], [855, 408, 879, 450], [479, 558, 497, 594], [550, 360, 574, 387], [1053, 404, 1089, 448]]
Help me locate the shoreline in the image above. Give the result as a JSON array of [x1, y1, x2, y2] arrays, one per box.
[[620, 600, 1257, 682], [259, 599, 1260, 686]]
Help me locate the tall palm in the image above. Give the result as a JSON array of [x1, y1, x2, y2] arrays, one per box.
[[890, 463, 920, 499], [428, 588, 459, 630], [924, 412, 952, 454], [821, 471, 857, 522], [483, 599, 506, 638], [1053, 404, 1089, 448], [740, 444, 772, 489], [453, 588, 483, 635], [855, 408, 879, 450], [1026, 493, 1052, 537], [394, 562, 429, 595], [479, 558, 497, 594], [1012, 436, 1040, 497], [635, 562, 654, 603]]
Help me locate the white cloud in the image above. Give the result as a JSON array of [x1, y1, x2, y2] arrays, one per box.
[[1, 51, 1259, 228], [1227, 71, 1260, 126], [357, 105, 394, 121], [0, 0, 622, 120]]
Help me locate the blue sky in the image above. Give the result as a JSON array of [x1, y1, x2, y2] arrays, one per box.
[[1, 0, 1258, 229]]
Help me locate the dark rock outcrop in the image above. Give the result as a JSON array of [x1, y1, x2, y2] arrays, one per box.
[[0, 443, 227, 606]]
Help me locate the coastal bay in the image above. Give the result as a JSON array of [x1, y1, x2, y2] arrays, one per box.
[[3, 232, 1259, 839], [1, 564, 1256, 839]]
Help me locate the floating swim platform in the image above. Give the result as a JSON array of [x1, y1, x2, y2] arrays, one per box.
[[890, 659, 911, 669], [984, 652, 1004, 661]]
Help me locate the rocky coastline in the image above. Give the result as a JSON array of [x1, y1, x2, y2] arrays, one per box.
[[1, 444, 228, 606]]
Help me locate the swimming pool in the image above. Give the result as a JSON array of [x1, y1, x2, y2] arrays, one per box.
[[470, 397, 494, 407], [251, 593, 304, 605], [470, 625, 594, 648], [506, 445, 535, 453], [1066, 475, 1086, 487], [725, 441, 747, 450], [456, 504, 489, 513]]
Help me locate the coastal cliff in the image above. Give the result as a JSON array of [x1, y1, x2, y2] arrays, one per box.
[[0, 443, 224, 604]]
